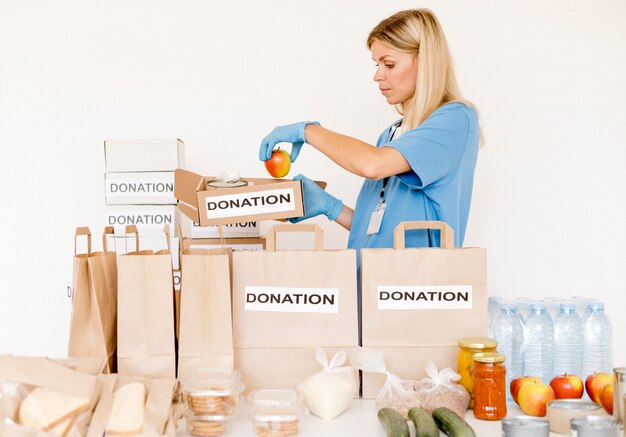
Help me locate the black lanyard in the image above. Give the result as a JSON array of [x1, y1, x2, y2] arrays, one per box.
[[379, 120, 402, 203]]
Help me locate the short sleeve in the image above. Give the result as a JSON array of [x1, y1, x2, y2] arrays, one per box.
[[385, 103, 475, 191]]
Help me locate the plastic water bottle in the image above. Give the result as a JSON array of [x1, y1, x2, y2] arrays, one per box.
[[553, 303, 584, 377], [493, 304, 525, 399], [523, 303, 554, 384], [488, 296, 503, 338], [582, 302, 612, 376]]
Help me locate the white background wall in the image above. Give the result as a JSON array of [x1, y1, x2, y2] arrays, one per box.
[[1, 0, 625, 366]]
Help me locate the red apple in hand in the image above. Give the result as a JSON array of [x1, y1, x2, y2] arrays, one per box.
[[586, 372, 613, 403], [264, 149, 291, 178], [549, 373, 584, 399], [510, 376, 543, 405], [518, 382, 556, 416]]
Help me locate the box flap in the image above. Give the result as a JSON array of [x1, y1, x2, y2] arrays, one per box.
[[174, 169, 205, 206]]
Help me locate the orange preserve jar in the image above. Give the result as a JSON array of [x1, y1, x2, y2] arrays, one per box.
[[457, 337, 497, 408], [472, 352, 507, 421]]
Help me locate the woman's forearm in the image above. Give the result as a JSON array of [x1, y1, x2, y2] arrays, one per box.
[[305, 124, 411, 180], [334, 204, 354, 231]]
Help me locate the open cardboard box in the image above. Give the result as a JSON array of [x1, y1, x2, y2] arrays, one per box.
[[174, 169, 326, 226]]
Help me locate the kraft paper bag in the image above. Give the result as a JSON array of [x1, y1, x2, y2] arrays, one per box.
[[87, 374, 179, 437], [68, 226, 118, 373], [0, 355, 100, 437], [117, 225, 176, 379], [178, 247, 234, 381], [232, 223, 358, 392], [360, 221, 488, 398]]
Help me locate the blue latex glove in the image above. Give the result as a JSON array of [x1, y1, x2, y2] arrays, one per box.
[[289, 174, 343, 223], [259, 121, 320, 163]]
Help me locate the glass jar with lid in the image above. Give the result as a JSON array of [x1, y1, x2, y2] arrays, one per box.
[[457, 337, 497, 407], [472, 352, 507, 421]]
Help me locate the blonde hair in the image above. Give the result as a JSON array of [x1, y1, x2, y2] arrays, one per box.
[[368, 9, 477, 132]]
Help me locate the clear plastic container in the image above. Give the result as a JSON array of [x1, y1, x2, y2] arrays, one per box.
[[186, 414, 237, 436], [182, 369, 245, 416], [247, 389, 307, 436]]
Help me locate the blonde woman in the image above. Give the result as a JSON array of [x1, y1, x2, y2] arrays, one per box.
[[259, 9, 480, 249]]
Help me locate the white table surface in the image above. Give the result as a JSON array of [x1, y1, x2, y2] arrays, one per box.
[[176, 400, 570, 436]]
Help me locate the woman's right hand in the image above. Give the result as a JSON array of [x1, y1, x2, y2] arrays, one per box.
[[289, 174, 343, 223], [259, 121, 319, 163]]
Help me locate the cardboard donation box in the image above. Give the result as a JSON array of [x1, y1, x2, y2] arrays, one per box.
[[178, 248, 234, 380], [183, 237, 265, 252], [117, 225, 176, 379], [175, 169, 324, 226], [360, 221, 488, 399], [104, 138, 184, 173], [68, 227, 118, 373], [105, 171, 176, 205], [105, 205, 176, 237], [177, 210, 261, 239], [232, 224, 358, 392]]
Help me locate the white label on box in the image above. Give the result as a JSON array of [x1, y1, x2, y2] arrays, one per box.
[[106, 172, 174, 198], [191, 243, 263, 251], [244, 286, 339, 314], [191, 221, 260, 238], [376, 285, 473, 310], [105, 206, 175, 235], [204, 188, 295, 219]]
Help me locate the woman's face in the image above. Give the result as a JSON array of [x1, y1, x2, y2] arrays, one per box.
[[371, 40, 418, 105]]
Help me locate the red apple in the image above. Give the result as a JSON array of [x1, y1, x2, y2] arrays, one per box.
[[518, 382, 556, 416], [264, 149, 291, 178], [510, 376, 542, 405], [599, 383, 614, 414], [549, 373, 584, 399], [585, 372, 613, 403]]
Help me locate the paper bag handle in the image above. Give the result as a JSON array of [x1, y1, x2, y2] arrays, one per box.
[[74, 227, 91, 256], [265, 223, 324, 252], [124, 225, 140, 251], [102, 226, 115, 253], [393, 221, 454, 250], [163, 224, 172, 253]]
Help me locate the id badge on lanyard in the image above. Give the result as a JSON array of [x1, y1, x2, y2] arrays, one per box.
[[366, 201, 386, 235]]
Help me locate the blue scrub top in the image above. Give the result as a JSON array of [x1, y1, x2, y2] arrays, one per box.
[[347, 102, 479, 250]]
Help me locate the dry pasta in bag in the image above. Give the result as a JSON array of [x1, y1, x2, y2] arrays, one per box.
[[296, 348, 357, 420], [412, 361, 470, 416], [350, 348, 419, 419]]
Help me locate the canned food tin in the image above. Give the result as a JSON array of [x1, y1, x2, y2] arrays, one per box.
[[206, 179, 248, 189], [501, 417, 549, 437], [570, 416, 619, 437], [546, 399, 606, 435]]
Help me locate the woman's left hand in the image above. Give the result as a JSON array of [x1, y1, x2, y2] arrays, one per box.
[[259, 121, 319, 163]]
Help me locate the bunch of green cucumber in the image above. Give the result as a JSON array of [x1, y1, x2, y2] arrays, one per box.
[[377, 407, 476, 437]]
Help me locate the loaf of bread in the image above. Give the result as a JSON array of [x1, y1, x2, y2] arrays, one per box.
[[18, 386, 89, 432], [105, 382, 146, 436]]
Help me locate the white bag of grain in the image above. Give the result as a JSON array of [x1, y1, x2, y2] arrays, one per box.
[[296, 348, 357, 420]]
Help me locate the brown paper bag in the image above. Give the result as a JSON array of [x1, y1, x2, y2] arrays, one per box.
[[117, 225, 176, 379], [87, 374, 178, 437], [0, 355, 100, 437], [68, 227, 118, 373], [177, 247, 234, 381], [232, 223, 358, 392], [360, 221, 488, 398]]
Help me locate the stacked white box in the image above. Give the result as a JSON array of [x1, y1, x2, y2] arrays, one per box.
[[176, 210, 265, 252], [104, 139, 184, 275]]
